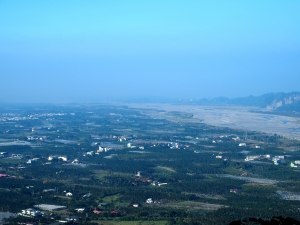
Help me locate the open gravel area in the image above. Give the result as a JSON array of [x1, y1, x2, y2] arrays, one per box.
[[128, 103, 300, 139]]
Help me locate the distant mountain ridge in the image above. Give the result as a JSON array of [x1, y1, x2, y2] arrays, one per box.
[[197, 92, 300, 111]]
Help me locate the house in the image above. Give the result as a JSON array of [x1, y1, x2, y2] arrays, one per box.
[[232, 137, 240, 141], [93, 209, 102, 214], [26, 222, 38, 225], [19, 208, 42, 217], [58, 156, 67, 162], [245, 156, 259, 161], [230, 189, 238, 193], [0, 152, 7, 156], [97, 146, 104, 152], [72, 159, 79, 164], [97, 146, 110, 153], [66, 192, 73, 197], [0, 174, 9, 178], [48, 155, 67, 161], [98, 202, 108, 207], [43, 189, 56, 192], [111, 210, 119, 214], [86, 151, 94, 156], [169, 142, 179, 149], [265, 154, 271, 159], [151, 181, 158, 186], [152, 181, 167, 186], [146, 198, 153, 204], [63, 216, 79, 222], [133, 204, 139, 208], [136, 177, 150, 182], [291, 162, 298, 168], [75, 208, 85, 213], [273, 156, 285, 165], [136, 171, 142, 177], [83, 192, 92, 198]]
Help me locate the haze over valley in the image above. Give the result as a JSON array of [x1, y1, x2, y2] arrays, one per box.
[[1, 1, 300, 224]]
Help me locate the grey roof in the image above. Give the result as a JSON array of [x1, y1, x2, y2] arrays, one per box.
[[34, 204, 66, 211], [0, 212, 17, 224]]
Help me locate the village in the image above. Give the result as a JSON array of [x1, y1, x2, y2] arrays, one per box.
[[1, 104, 300, 224]]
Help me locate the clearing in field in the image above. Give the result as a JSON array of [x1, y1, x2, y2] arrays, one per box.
[[163, 201, 228, 211], [156, 166, 176, 173]]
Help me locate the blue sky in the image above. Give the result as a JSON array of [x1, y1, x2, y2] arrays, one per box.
[[1, 1, 300, 103]]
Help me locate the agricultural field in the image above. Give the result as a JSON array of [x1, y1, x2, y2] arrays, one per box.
[[1, 103, 300, 224]]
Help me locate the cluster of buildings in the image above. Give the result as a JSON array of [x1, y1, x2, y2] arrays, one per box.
[[169, 142, 179, 149], [1, 112, 66, 121], [27, 136, 49, 141], [145, 198, 162, 204], [151, 181, 167, 186], [48, 156, 67, 162], [272, 156, 285, 165], [243, 154, 297, 166], [18, 209, 42, 218], [244, 155, 271, 162], [245, 154, 279, 161], [26, 158, 39, 164], [9, 154, 24, 159], [84, 146, 112, 156]]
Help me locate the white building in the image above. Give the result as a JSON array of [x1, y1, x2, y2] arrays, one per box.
[[66, 192, 73, 197], [97, 146, 104, 152], [19, 208, 42, 217], [169, 142, 179, 149], [245, 156, 259, 161], [72, 159, 79, 164], [136, 171, 142, 177], [146, 198, 153, 204], [58, 156, 67, 162], [48, 156, 67, 161], [291, 162, 298, 168]]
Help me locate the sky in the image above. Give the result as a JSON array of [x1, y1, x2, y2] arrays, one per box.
[[1, 1, 300, 103]]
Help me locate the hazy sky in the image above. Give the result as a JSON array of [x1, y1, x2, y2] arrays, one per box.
[[1, 1, 300, 103]]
